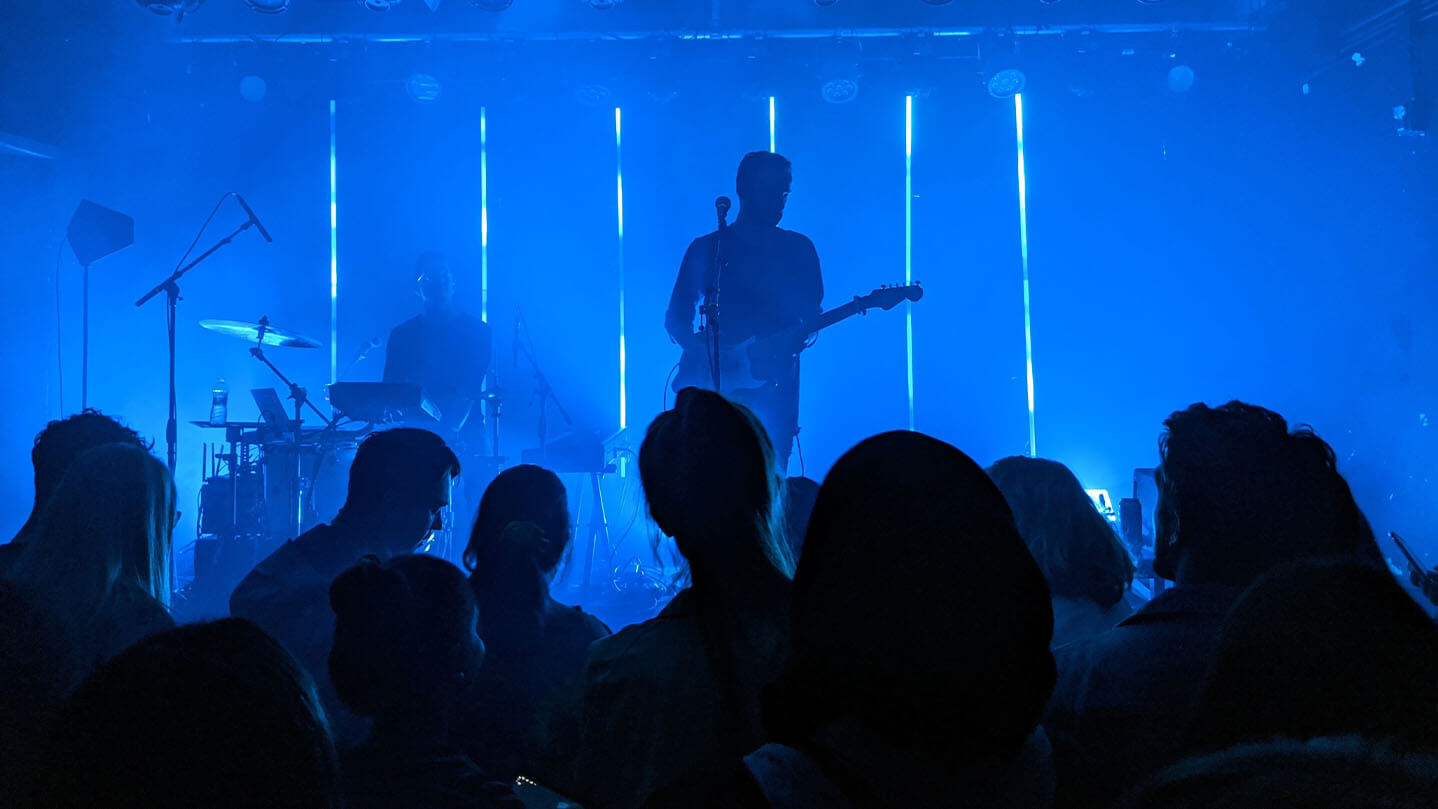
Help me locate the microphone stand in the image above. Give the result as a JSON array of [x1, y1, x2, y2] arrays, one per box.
[[516, 324, 610, 592], [702, 200, 730, 391], [135, 218, 257, 475], [515, 324, 573, 454]]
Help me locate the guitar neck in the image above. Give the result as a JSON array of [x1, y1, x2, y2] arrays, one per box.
[[790, 300, 866, 342]]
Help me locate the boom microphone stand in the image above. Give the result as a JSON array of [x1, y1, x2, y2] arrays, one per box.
[[135, 216, 258, 474]]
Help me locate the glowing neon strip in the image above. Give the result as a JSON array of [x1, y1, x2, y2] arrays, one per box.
[[480, 106, 489, 323], [769, 96, 776, 153], [1015, 93, 1037, 457], [905, 95, 915, 431], [615, 107, 627, 432], [329, 99, 339, 385]]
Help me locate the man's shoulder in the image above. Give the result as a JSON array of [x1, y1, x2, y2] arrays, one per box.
[[687, 232, 719, 252], [776, 227, 816, 248], [389, 315, 425, 340], [455, 311, 492, 333], [229, 527, 336, 617], [1050, 590, 1235, 717]]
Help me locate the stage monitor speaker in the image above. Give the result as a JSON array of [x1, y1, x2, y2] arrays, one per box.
[[66, 200, 134, 408], [66, 200, 133, 267]]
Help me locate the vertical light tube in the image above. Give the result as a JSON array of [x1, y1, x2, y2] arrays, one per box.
[[904, 95, 916, 431], [615, 107, 627, 433], [1015, 93, 1037, 457], [480, 106, 489, 323], [769, 96, 777, 153], [329, 99, 339, 385]]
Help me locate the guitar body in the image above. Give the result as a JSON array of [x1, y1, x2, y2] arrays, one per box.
[[671, 283, 924, 396], [673, 337, 767, 395]]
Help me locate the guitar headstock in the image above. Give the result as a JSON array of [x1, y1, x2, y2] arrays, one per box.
[[858, 282, 924, 312]]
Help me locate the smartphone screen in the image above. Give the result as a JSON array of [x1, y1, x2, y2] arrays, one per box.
[[1390, 532, 1425, 570], [514, 775, 582, 809]]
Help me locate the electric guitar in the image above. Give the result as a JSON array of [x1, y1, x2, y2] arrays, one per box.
[[673, 283, 924, 394]]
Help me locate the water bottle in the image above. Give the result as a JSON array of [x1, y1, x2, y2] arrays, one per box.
[[209, 379, 229, 426]]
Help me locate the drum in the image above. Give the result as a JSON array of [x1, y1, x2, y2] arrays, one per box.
[[198, 468, 265, 537], [261, 439, 359, 540]]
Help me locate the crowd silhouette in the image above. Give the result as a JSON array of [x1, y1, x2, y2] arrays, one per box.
[[2, 394, 1436, 809]]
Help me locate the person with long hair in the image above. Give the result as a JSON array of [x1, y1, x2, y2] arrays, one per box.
[[643, 431, 1058, 809], [572, 387, 794, 809], [6, 442, 175, 674], [456, 464, 609, 782], [987, 456, 1135, 647], [330, 554, 520, 809]]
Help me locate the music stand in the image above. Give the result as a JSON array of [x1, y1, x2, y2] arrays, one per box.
[[66, 200, 134, 409]]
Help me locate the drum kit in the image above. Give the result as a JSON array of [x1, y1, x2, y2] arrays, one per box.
[[189, 316, 504, 608], [184, 310, 627, 618]]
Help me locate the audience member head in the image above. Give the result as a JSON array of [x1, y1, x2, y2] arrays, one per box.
[[464, 464, 570, 576], [781, 476, 820, 562], [1186, 561, 1438, 753], [773, 431, 1054, 759], [11, 443, 174, 627], [987, 456, 1133, 609], [339, 428, 460, 556], [640, 387, 791, 590], [1118, 738, 1438, 809], [463, 465, 570, 638], [1154, 401, 1367, 587], [330, 554, 485, 730], [18, 410, 146, 540], [41, 618, 340, 809], [416, 251, 454, 312], [736, 150, 792, 227]]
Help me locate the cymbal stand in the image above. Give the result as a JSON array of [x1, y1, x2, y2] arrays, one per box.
[[247, 317, 334, 536], [516, 323, 609, 590], [485, 367, 502, 462]]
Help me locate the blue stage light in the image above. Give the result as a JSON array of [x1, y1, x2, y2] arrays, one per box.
[[615, 107, 627, 432], [1014, 93, 1037, 456], [329, 99, 339, 384], [905, 95, 916, 431], [989, 68, 1027, 99], [480, 107, 489, 323], [769, 96, 777, 153], [406, 73, 443, 103]]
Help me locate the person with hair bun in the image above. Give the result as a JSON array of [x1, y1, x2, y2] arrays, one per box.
[[572, 387, 794, 809], [457, 465, 609, 783], [232, 427, 461, 744], [330, 554, 520, 809]]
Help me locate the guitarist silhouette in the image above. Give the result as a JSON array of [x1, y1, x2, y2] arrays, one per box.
[[665, 151, 823, 472]]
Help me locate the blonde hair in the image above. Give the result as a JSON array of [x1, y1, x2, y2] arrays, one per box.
[[11, 443, 175, 628]]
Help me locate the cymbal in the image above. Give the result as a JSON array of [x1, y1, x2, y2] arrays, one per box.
[[200, 319, 321, 349]]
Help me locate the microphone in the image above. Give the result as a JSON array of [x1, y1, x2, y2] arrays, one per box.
[[715, 196, 732, 227], [353, 336, 381, 364], [234, 194, 273, 243], [512, 310, 521, 369]]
